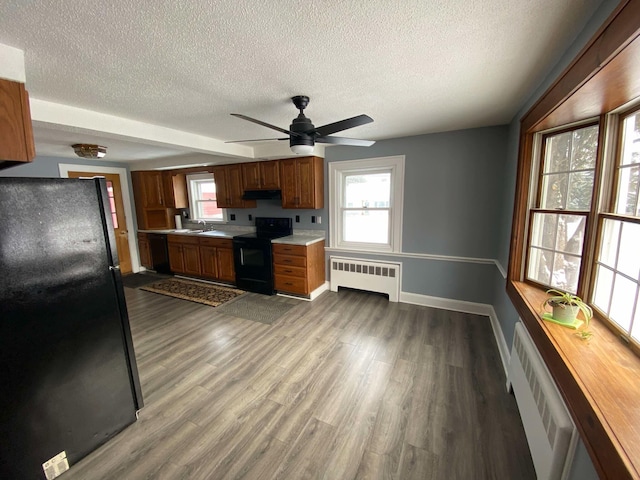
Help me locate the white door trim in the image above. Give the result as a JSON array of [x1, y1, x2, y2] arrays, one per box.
[[59, 163, 140, 273]]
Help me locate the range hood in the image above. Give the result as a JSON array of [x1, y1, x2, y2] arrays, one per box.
[[242, 189, 282, 200]]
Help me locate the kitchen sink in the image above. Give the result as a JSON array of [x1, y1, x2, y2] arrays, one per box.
[[198, 230, 229, 237]]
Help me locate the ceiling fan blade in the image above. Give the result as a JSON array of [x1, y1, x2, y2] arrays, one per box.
[[314, 114, 373, 137], [225, 138, 288, 143], [230, 113, 301, 137], [316, 136, 375, 147]]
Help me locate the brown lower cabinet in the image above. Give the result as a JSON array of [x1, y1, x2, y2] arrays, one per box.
[[168, 235, 200, 275], [168, 234, 235, 283], [199, 237, 235, 282], [137, 233, 152, 269], [273, 241, 325, 296]]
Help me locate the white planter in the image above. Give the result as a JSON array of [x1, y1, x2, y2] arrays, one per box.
[[552, 303, 580, 323]]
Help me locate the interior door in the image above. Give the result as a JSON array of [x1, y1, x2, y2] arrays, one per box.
[[68, 171, 133, 274]]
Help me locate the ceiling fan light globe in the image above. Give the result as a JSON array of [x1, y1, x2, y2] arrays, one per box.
[[290, 144, 314, 155]]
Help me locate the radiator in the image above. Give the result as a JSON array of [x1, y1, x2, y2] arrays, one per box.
[[329, 256, 400, 302], [508, 322, 576, 480]]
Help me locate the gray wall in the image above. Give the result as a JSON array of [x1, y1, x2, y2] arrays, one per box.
[[325, 126, 509, 305]]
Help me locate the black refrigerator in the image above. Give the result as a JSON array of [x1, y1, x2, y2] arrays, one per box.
[[0, 177, 143, 479]]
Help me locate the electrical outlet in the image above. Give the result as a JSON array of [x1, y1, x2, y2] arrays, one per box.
[[230, 214, 236, 221], [311, 215, 316, 223], [295, 215, 300, 223], [317, 216, 322, 224], [248, 214, 252, 221]]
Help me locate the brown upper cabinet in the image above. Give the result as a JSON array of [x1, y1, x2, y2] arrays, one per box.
[[241, 160, 281, 190], [211, 164, 256, 209], [280, 156, 324, 209], [131, 171, 188, 229], [163, 171, 188, 209], [0, 78, 35, 168]]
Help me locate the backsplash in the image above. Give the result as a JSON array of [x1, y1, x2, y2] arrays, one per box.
[[181, 219, 324, 237], [182, 219, 254, 234]]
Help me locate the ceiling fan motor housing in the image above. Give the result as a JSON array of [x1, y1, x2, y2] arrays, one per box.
[[290, 115, 315, 147]]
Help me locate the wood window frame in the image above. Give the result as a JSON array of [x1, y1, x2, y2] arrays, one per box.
[[507, 1, 640, 479]]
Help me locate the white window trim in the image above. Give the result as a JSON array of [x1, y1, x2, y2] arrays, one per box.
[[186, 172, 227, 222], [329, 155, 404, 253]]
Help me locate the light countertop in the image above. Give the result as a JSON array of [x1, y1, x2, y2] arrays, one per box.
[[271, 235, 325, 246], [139, 229, 234, 239]]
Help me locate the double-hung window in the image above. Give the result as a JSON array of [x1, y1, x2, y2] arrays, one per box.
[[329, 156, 404, 253], [525, 109, 640, 347], [591, 109, 640, 342], [186, 173, 225, 222], [527, 123, 598, 293]]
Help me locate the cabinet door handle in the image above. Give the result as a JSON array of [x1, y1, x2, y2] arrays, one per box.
[[285, 282, 293, 286], [283, 259, 291, 264], [284, 269, 292, 273]]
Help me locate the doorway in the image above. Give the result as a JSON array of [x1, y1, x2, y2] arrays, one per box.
[[67, 171, 132, 274], [59, 164, 139, 275]]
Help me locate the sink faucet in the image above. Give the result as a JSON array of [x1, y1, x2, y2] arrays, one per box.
[[197, 219, 207, 230]]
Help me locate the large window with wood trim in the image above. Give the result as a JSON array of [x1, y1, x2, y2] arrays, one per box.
[[507, 4, 640, 477], [525, 109, 640, 348]]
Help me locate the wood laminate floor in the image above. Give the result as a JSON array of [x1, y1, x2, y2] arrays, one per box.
[[64, 287, 535, 479]]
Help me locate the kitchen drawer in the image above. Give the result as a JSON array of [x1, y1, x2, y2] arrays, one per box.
[[274, 274, 308, 295], [274, 264, 306, 278], [273, 253, 306, 268], [273, 243, 307, 256], [199, 237, 232, 248], [167, 234, 200, 245]]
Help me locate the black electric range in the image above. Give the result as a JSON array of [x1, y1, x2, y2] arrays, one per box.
[[233, 217, 293, 295]]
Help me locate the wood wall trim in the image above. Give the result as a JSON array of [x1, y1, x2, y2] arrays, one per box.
[[508, 1, 640, 478], [522, 0, 640, 133]]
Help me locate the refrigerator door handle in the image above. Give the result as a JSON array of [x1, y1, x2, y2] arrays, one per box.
[[109, 265, 121, 271]]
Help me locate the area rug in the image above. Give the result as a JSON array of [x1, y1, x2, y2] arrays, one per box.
[[215, 293, 301, 325], [140, 278, 245, 307], [122, 272, 172, 289]]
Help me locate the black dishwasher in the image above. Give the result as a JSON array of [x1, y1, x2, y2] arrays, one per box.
[[147, 233, 171, 273]]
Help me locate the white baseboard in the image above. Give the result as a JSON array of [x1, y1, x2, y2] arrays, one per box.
[[488, 306, 511, 381], [277, 281, 330, 302], [399, 291, 510, 378], [310, 281, 330, 300]]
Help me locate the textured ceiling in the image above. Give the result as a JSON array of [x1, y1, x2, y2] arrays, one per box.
[[0, 0, 604, 165]]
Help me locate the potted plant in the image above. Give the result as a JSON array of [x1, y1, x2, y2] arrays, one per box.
[[542, 289, 594, 338]]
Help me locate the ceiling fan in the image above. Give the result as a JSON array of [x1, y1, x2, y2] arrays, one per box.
[[228, 95, 375, 155]]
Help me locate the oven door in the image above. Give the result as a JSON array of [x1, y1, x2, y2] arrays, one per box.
[[233, 238, 275, 295]]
